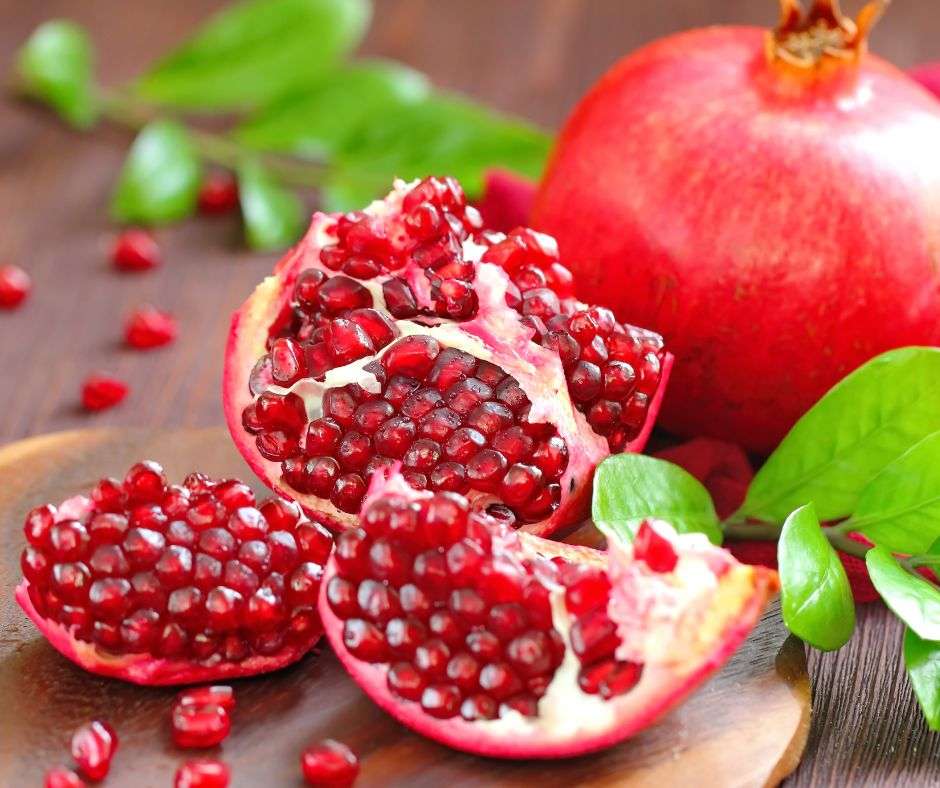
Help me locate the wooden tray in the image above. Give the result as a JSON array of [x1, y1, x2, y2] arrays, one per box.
[[0, 428, 811, 786]]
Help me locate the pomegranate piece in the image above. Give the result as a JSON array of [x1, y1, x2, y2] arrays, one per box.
[[71, 719, 118, 780], [112, 229, 159, 272], [300, 739, 359, 787], [224, 177, 672, 536], [0, 264, 31, 308], [318, 470, 779, 759], [175, 759, 230, 788], [81, 374, 129, 411], [172, 702, 231, 748], [15, 461, 331, 685], [45, 768, 86, 788], [125, 305, 178, 349], [198, 173, 239, 215]]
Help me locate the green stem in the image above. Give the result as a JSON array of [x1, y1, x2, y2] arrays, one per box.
[[722, 520, 782, 541]]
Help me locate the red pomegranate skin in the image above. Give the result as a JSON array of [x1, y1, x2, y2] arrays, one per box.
[[533, 26, 940, 454]]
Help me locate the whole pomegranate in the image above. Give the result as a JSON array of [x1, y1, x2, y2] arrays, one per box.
[[224, 176, 671, 534], [533, 0, 940, 453]]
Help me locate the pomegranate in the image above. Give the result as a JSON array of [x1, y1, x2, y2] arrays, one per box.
[[224, 176, 672, 534], [70, 720, 118, 780], [909, 63, 940, 100], [318, 470, 778, 758], [81, 374, 129, 412], [533, 0, 940, 454], [175, 759, 231, 788], [125, 305, 178, 349], [15, 461, 330, 685], [112, 229, 160, 272], [0, 263, 31, 308], [300, 739, 359, 787]]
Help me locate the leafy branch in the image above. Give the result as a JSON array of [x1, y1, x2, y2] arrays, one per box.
[[594, 346, 940, 732], [11, 0, 551, 250]]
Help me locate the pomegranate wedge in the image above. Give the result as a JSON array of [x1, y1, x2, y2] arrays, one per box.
[[225, 176, 672, 535], [318, 471, 778, 758]]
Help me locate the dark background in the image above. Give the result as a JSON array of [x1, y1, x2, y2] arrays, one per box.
[[1, 1, 939, 785]]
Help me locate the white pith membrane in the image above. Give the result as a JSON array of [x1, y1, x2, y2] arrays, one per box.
[[223, 180, 671, 536], [318, 472, 779, 758]]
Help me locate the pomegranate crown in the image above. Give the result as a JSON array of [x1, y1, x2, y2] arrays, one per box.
[[767, 0, 888, 70]]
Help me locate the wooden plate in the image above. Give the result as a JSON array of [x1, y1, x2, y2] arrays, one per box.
[[0, 428, 811, 786]]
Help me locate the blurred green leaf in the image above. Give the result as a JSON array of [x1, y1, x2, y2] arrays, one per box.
[[111, 120, 202, 225], [778, 503, 855, 651], [903, 628, 940, 731], [16, 20, 97, 128], [235, 60, 430, 156], [134, 0, 371, 110], [322, 94, 551, 211], [238, 160, 305, 251], [867, 546, 940, 641], [739, 347, 940, 524], [845, 431, 940, 554], [592, 453, 722, 545]]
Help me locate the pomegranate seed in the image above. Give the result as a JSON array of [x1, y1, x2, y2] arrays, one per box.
[[71, 719, 118, 780], [599, 661, 643, 699], [112, 229, 159, 272], [633, 521, 678, 572], [300, 739, 359, 787], [420, 683, 462, 718], [177, 685, 235, 712], [460, 694, 498, 721], [81, 374, 129, 411], [175, 759, 231, 788], [171, 702, 231, 748], [45, 768, 86, 788], [125, 305, 178, 349], [0, 264, 30, 308], [198, 173, 239, 215]]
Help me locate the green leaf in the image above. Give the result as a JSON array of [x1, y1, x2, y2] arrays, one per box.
[[903, 628, 940, 731], [778, 503, 855, 651], [844, 431, 940, 554], [111, 121, 202, 225], [739, 347, 940, 524], [867, 546, 940, 641], [16, 20, 96, 128], [592, 454, 722, 545], [235, 60, 430, 157], [134, 0, 370, 111], [322, 94, 551, 211], [238, 160, 305, 251]]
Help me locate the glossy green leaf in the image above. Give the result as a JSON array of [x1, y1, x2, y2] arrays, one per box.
[[592, 453, 722, 545], [111, 121, 201, 225], [235, 60, 430, 156], [778, 504, 855, 651], [322, 94, 551, 211], [739, 348, 940, 524], [867, 546, 940, 641], [844, 431, 940, 554], [903, 628, 940, 731], [238, 160, 305, 251], [135, 0, 370, 110], [16, 20, 96, 128]]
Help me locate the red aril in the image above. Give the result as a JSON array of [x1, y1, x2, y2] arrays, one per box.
[[81, 374, 129, 412], [112, 230, 160, 272], [177, 685, 235, 712], [224, 176, 672, 535], [534, 0, 940, 454], [15, 461, 329, 685], [198, 173, 239, 215], [45, 768, 86, 788], [300, 739, 359, 787], [175, 759, 230, 788], [172, 702, 231, 748], [318, 470, 778, 758], [71, 720, 118, 780], [125, 305, 178, 349], [0, 264, 31, 308]]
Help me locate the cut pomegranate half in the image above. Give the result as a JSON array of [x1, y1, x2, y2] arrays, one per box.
[[15, 461, 330, 685], [318, 470, 778, 758], [224, 176, 672, 535]]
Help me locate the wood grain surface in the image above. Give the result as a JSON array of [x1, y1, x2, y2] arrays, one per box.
[[0, 427, 809, 787], [1, 1, 939, 785]]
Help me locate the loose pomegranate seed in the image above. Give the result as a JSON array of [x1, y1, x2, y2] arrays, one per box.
[[71, 719, 118, 780], [125, 305, 178, 349], [177, 685, 235, 713], [172, 702, 231, 748], [198, 173, 239, 215], [0, 264, 30, 308], [175, 758, 230, 788], [45, 768, 86, 788], [81, 374, 129, 411], [633, 521, 679, 572], [112, 229, 159, 272], [300, 739, 359, 787]]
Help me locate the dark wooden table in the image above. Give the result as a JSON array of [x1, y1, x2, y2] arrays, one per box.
[[1, 1, 938, 785]]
